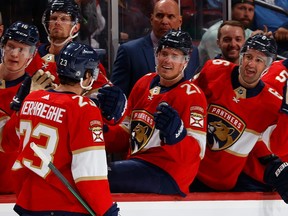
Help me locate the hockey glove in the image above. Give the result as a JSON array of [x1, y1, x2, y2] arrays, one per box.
[[103, 203, 120, 216], [281, 78, 288, 114], [10, 76, 31, 111], [264, 158, 288, 203], [154, 102, 187, 145], [97, 85, 127, 124], [31, 69, 57, 92]]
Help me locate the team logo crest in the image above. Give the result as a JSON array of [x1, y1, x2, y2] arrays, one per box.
[[207, 104, 246, 151], [130, 110, 154, 154], [89, 120, 104, 142]]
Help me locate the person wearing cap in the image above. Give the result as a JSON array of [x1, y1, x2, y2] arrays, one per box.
[[198, 0, 269, 67], [191, 34, 288, 204], [104, 29, 207, 196]]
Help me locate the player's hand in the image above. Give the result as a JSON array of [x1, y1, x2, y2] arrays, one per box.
[[153, 102, 187, 145], [264, 158, 288, 203], [281, 78, 288, 114], [97, 85, 127, 124], [10, 76, 31, 111], [31, 69, 57, 92], [103, 203, 120, 216]]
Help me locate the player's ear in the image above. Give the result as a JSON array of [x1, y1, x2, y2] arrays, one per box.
[[73, 23, 81, 35]]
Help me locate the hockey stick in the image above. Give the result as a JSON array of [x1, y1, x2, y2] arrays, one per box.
[[30, 142, 96, 216]]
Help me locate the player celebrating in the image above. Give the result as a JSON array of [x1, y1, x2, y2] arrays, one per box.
[[26, 0, 109, 90], [262, 58, 288, 95], [191, 34, 288, 203], [103, 30, 207, 196], [0, 21, 40, 194], [1, 42, 119, 216]]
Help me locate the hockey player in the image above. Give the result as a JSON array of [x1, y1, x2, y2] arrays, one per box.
[[191, 34, 288, 203], [0, 21, 40, 194], [103, 30, 207, 196], [262, 58, 288, 95], [26, 0, 109, 91], [1, 41, 119, 216]]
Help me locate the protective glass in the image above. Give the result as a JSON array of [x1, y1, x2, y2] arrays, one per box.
[[4, 42, 31, 58], [157, 49, 186, 63], [48, 14, 73, 25]]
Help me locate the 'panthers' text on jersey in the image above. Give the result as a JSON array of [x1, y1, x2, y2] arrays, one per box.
[[105, 72, 207, 195], [193, 59, 288, 190]]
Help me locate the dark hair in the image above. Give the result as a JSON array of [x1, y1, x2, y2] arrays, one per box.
[[217, 20, 245, 40]]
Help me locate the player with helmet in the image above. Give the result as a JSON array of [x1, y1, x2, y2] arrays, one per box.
[[25, 0, 126, 125], [191, 34, 288, 204], [1, 41, 119, 216], [103, 29, 207, 196], [25, 0, 109, 89], [0, 20, 44, 194]]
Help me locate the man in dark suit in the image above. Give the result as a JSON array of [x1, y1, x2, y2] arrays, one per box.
[[111, 0, 199, 97]]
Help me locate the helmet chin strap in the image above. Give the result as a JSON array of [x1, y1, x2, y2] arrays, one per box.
[[80, 78, 95, 91], [48, 25, 79, 47]]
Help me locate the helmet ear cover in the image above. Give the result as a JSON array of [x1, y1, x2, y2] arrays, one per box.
[[156, 29, 193, 57]]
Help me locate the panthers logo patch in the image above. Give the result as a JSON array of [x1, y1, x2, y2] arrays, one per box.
[[207, 104, 246, 151], [130, 110, 154, 154]]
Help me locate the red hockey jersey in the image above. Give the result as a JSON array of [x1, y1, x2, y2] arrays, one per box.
[[9, 90, 113, 215], [26, 44, 110, 89], [193, 59, 288, 190], [262, 60, 288, 95], [105, 73, 208, 195], [0, 75, 29, 194]]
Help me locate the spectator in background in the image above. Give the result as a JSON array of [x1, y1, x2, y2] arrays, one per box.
[[252, 0, 288, 57], [252, 0, 288, 32], [111, 0, 200, 97], [215, 20, 246, 65], [198, 0, 259, 67]]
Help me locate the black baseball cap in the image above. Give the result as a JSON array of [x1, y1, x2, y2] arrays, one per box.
[[232, 0, 255, 7]]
